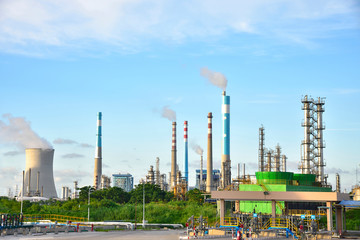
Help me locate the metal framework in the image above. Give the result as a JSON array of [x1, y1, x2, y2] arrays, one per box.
[[300, 96, 327, 185]]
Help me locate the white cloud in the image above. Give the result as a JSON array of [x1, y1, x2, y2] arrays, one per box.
[[0, 0, 358, 56], [61, 153, 85, 159]]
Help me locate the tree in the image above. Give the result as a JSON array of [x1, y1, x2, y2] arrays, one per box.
[[129, 184, 170, 203], [186, 189, 204, 203]]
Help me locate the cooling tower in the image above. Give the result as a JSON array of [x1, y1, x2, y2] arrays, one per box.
[[94, 112, 102, 189], [24, 148, 57, 198]]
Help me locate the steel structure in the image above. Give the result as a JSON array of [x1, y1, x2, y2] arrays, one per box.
[[258, 126, 265, 171], [221, 91, 231, 188], [300, 95, 327, 185], [94, 112, 102, 189]]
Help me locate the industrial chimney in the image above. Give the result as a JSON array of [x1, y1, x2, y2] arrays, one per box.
[[221, 91, 231, 188], [206, 112, 213, 193], [94, 112, 102, 189], [24, 148, 57, 198], [184, 121, 188, 187], [170, 122, 177, 191]]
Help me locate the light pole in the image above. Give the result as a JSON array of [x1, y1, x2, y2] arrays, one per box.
[[20, 170, 24, 214], [142, 183, 145, 228], [88, 186, 92, 222]]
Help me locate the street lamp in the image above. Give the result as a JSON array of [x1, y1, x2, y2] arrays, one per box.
[[142, 183, 145, 228], [88, 186, 94, 222]]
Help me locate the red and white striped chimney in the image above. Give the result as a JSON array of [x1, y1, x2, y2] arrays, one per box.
[[171, 122, 177, 191], [206, 112, 213, 192]]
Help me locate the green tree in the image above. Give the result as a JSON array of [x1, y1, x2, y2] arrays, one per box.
[[186, 189, 204, 203], [129, 184, 170, 203]]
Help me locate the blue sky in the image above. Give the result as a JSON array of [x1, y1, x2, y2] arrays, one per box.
[[0, 0, 359, 196]]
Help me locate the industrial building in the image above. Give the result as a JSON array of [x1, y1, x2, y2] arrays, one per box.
[[210, 95, 352, 235], [195, 169, 220, 191], [112, 173, 134, 192]]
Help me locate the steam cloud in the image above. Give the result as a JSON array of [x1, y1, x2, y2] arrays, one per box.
[[161, 106, 176, 121], [0, 114, 52, 149], [191, 143, 203, 156], [200, 67, 228, 90]]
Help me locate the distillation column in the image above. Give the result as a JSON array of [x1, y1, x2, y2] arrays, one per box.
[[206, 112, 213, 192], [274, 145, 281, 172], [281, 155, 287, 172], [221, 91, 231, 188], [302, 96, 312, 174], [315, 97, 325, 185], [266, 151, 272, 172], [155, 157, 160, 186], [258, 126, 265, 172], [94, 112, 102, 189], [171, 122, 177, 191]]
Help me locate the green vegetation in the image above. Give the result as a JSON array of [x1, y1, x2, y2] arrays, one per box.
[[0, 185, 217, 225]]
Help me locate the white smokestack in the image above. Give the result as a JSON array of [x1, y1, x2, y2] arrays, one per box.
[[0, 114, 52, 149], [200, 67, 228, 90]]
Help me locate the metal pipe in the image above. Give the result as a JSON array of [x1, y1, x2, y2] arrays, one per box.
[[94, 112, 102, 189], [259, 126, 265, 171], [184, 121, 188, 187], [27, 168, 31, 196], [171, 122, 177, 191], [221, 91, 231, 188], [36, 171, 40, 195], [206, 112, 213, 193]]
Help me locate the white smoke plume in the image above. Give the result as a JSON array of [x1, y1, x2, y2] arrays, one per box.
[[200, 67, 228, 90], [161, 106, 176, 121], [0, 114, 52, 149], [191, 143, 203, 156]]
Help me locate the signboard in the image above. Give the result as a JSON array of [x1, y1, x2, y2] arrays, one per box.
[[311, 215, 316, 220], [301, 215, 306, 219], [253, 213, 257, 218]]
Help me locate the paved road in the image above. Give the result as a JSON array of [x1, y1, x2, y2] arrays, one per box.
[[4, 229, 186, 240]]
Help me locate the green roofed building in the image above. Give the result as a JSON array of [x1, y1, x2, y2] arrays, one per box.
[[237, 171, 332, 214]]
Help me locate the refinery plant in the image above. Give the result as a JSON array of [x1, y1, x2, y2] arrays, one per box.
[[7, 86, 356, 239]]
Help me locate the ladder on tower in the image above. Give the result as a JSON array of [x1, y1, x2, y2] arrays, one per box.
[[258, 184, 284, 212]]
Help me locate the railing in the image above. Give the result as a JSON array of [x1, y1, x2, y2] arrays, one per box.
[[288, 209, 325, 216], [24, 214, 86, 223]]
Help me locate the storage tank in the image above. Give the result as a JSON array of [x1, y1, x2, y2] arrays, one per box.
[[24, 148, 57, 198]]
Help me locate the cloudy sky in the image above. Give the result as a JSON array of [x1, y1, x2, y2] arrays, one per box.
[[0, 0, 359, 196]]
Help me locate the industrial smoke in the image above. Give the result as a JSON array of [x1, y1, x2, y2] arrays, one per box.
[[161, 106, 176, 121], [0, 114, 52, 149], [191, 143, 203, 156], [200, 67, 228, 90]]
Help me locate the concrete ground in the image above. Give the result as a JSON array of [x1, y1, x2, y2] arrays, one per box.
[[3, 229, 185, 240]]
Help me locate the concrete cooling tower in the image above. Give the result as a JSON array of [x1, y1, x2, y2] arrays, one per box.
[[24, 148, 57, 198]]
